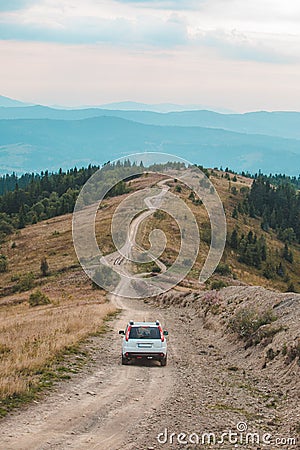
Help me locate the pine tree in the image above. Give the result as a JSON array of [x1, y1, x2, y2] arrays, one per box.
[[283, 243, 293, 263], [232, 207, 238, 219], [18, 204, 26, 229], [40, 257, 49, 276], [230, 229, 239, 249], [0, 254, 8, 273]]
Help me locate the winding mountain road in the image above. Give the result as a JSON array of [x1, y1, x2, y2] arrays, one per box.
[[0, 178, 175, 450]]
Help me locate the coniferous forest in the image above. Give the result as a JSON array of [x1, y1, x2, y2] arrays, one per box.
[[0, 160, 185, 242]]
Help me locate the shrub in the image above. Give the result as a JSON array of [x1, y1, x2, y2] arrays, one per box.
[[284, 339, 300, 365], [263, 262, 276, 279], [215, 263, 232, 276], [153, 210, 166, 220], [29, 290, 51, 307], [0, 343, 10, 355], [229, 307, 277, 341], [210, 280, 227, 290], [0, 254, 8, 273], [286, 282, 297, 293], [240, 186, 249, 195], [201, 290, 222, 315], [13, 272, 35, 292]]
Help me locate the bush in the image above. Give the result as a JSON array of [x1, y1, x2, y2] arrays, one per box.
[[210, 280, 227, 290], [202, 290, 222, 315], [29, 290, 51, 307], [0, 254, 8, 273], [229, 307, 277, 341], [13, 272, 35, 292], [215, 263, 232, 276], [263, 262, 276, 279], [153, 210, 166, 220], [284, 339, 300, 365], [286, 282, 297, 293]]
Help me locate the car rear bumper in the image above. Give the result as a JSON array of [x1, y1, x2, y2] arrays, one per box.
[[123, 352, 166, 360]]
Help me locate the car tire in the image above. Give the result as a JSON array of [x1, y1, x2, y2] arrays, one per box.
[[160, 356, 167, 366], [122, 356, 129, 365]]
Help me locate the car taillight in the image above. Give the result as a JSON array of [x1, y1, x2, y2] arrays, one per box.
[[125, 325, 131, 341], [158, 325, 164, 342]]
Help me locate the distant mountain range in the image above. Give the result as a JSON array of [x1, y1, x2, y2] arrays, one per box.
[[0, 96, 231, 113], [0, 95, 33, 108], [94, 101, 234, 113], [0, 95, 299, 175], [1, 104, 300, 140]]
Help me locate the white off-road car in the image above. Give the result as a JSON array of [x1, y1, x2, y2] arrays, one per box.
[[119, 320, 168, 366]]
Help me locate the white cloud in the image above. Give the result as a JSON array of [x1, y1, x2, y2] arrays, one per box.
[[0, 12, 188, 47], [0, 0, 36, 11], [191, 28, 300, 63], [0, 0, 299, 62]]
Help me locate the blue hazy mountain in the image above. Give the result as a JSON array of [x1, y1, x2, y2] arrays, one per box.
[[0, 116, 299, 175], [0, 95, 33, 108], [0, 105, 299, 140], [97, 101, 233, 113]]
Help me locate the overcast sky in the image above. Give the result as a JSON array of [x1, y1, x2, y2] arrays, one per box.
[[0, 0, 300, 111]]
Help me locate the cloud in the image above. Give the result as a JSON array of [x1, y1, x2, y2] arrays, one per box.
[[193, 29, 296, 64], [0, 0, 299, 64], [0, 14, 188, 48], [113, 0, 205, 9], [0, 0, 36, 11]]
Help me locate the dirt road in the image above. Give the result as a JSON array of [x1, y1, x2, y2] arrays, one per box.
[[0, 293, 175, 450], [1, 289, 299, 450]]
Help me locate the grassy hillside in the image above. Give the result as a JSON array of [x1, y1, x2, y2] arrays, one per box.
[[0, 211, 117, 416], [134, 171, 300, 292]]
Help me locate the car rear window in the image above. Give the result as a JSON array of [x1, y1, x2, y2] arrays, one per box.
[[129, 326, 161, 339]]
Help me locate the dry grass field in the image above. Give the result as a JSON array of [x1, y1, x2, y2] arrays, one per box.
[[0, 211, 117, 414]]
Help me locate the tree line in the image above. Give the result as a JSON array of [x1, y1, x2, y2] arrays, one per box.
[[0, 160, 188, 242]]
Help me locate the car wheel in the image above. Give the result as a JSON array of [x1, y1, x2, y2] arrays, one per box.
[[160, 356, 167, 366], [122, 356, 129, 365]]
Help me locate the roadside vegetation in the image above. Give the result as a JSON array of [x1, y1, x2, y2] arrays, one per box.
[[0, 288, 115, 416]]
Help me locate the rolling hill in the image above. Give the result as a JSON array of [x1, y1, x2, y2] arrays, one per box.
[[0, 95, 33, 108], [0, 105, 300, 140]]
